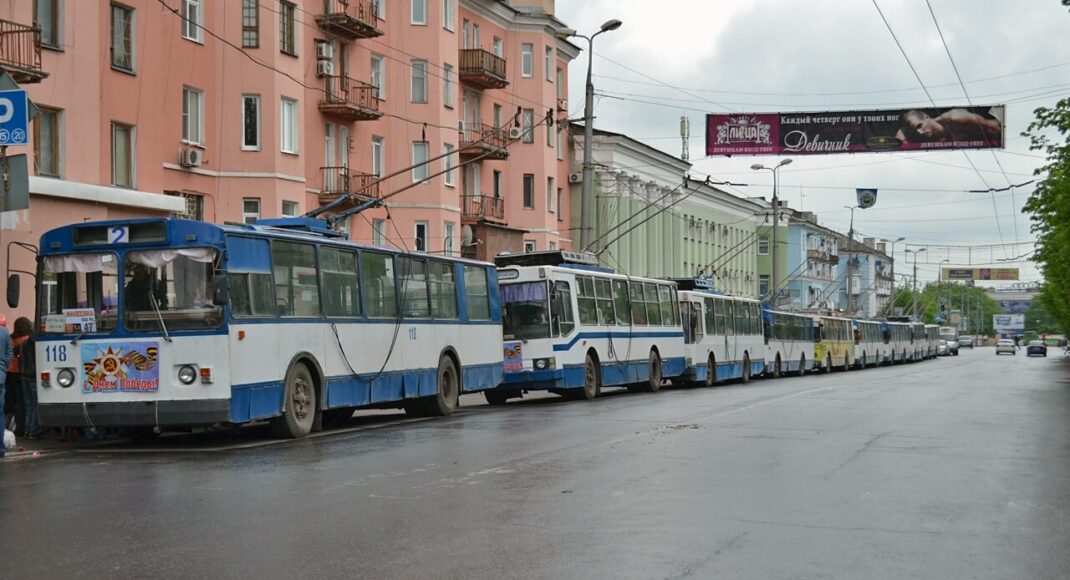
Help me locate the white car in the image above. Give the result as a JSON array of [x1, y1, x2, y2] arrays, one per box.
[[937, 340, 949, 356], [995, 339, 1018, 355]]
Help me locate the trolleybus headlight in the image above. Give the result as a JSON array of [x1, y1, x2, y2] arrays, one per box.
[[56, 368, 75, 388], [178, 365, 197, 385], [533, 357, 555, 370]]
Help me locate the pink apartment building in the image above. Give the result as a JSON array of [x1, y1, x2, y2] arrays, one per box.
[[0, 0, 576, 321]]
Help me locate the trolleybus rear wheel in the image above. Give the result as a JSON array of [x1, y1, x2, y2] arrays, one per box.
[[824, 354, 833, 374], [270, 362, 316, 439], [772, 356, 782, 379], [704, 354, 717, 387], [796, 355, 806, 376], [426, 355, 460, 416], [632, 350, 663, 393]]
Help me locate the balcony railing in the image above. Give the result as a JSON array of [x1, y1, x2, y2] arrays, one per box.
[[319, 167, 381, 210], [461, 195, 505, 223], [0, 19, 47, 84], [316, 0, 383, 40], [458, 123, 509, 160], [458, 48, 508, 89], [319, 75, 382, 121]]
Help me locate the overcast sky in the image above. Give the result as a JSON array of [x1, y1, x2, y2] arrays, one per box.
[[555, 0, 1070, 286]]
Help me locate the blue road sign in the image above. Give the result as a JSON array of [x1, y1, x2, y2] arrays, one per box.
[[0, 89, 29, 146]]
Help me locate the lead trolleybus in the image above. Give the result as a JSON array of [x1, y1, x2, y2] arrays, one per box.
[[29, 217, 503, 438]]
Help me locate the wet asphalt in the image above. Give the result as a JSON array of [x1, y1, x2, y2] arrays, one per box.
[[2, 347, 1070, 579]]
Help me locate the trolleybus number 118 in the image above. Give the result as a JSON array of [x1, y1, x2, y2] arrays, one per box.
[[45, 344, 68, 362]]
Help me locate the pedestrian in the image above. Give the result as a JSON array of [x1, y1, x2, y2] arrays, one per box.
[[14, 317, 41, 439], [6, 315, 29, 436], [0, 315, 12, 459]]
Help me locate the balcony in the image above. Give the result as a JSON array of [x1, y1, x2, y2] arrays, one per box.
[[458, 123, 509, 161], [318, 167, 381, 211], [461, 195, 505, 224], [315, 0, 383, 40], [0, 19, 48, 84], [319, 75, 382, 122], [458, 49, 508, 90]]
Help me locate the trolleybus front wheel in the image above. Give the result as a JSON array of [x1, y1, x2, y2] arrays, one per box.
[[741, 354, 751, 383], [704, 354, 717, 387], [270, 362, 317, 439]]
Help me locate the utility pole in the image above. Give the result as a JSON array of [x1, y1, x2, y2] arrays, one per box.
[[907, 248, 925, 320], [751, 159, 792, 306], [844, 205, 857, 313]]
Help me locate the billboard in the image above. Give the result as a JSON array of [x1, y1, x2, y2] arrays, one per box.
[[993, 314, 1025, 335], [705, 105, 1004, 156], [942, 267, 1019, 281]]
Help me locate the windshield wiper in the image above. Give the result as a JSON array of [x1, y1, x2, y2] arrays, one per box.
[[150, 293, 173, 343], [70, 331, 85, 345]]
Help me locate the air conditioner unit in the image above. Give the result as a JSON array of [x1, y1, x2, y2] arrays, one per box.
[[557, 98, 568, 111], [316, 60, 334, 77], [568, 172, 582, 183], [315, 41, 334, 61], [508, 127, 524, 140], [179, 146, 202, 168]]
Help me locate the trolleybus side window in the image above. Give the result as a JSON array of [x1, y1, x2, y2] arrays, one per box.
[[658, 285, 675, 326], [551, 280, 575, 336], [576, 276, 598, 325], [122, 248, 222, 331], [227, 236, 274, 319], [463, 265, 491, 321], [643, 283, 661, 326], [362, 251, 398, 318], [399, 257, 431, 318], [272, 241, 320, 317], [704, 298, 716, 336], [630, 282, 647, 325], [612, 280, 631, 326], [595, 278, 615, 325], [320, 246, 361, 318], [429, 260, 459, 319]]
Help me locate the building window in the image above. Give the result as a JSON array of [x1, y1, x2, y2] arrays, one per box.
[[556, 128, 564, 160], [181, 0, 203, 42], [547, 177, 555, 213], [758, 234, 770, 255], [493, 170, 502, 198], [279, 1, 296, 55], [242, 94, 260, 150], [375, 0, 386, 19], [111, 122, 134, 188], [372, 219, 386, 246], [110, 3, 135, 72], [759, 275, 770, 297], [524, 240, 536, 253], [442, 64, 455, 108], [411, 59, 427, 103], [282, 200, 298, 216], [280, 97, 298, 154], [34, 107, 61, 177], [443, 144, 455, 187], [521, 43, 533, 77], [370, 54, 385, 99], [549, 241, 557, 251], [371, 136, 384, 177], [522, 109, 534, 143], [243, 198, 261, 224], [556, 68, 564, 99], [444, 221, 455, 256], [414, 221, 428, 252], [557, 188, 564, 222], [523, 174, 534, 209], [182, 87, 205, 146], [545, 46, 553, 81], [442, 0, 455, 31], [34, 0, 63, 49], [411, 0, 426, 24], [492, 37, 503, 56], [546, 119, 553, 147], [242, 0, 259, 48], [412, 141, 429, 182], [172, 192, 204, 220]]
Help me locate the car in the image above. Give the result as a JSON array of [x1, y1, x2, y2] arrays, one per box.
[[958, 335, 974, 349], [937, 340, 949, 356], [1026, 340, 1048, 357], [995, 339, 1017, 355], [942, 338, 959, 355]]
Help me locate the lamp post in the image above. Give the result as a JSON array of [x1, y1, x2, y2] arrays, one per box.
[[882, 236, 905, 316], [559, 19, 623, 251], [938, 259, 950, 321], [843, 205, 859, 313], [907, 248, 926, 320], [751, 159, 793, 305]]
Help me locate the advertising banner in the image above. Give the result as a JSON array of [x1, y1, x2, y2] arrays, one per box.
[[942, 267, 1019, 281], [993, 314, 1025, 335], [80, 342, 160, 393], [503, 341, 523, 372], [706, 105, 1004, 156]]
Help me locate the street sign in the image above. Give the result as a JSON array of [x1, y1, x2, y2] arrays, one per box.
[[0, 89, 29, 146], [0, 153, 29, 212], [0, 73, 38, 121]]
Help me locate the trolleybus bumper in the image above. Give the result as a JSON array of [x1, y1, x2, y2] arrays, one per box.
[[38, 400, 232, 428], [502, 367, 584, 390]]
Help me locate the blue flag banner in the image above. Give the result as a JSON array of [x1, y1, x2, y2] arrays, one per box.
[[856, 188, 878, 209]]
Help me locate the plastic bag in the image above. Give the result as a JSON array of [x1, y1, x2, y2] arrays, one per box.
[[3, 429, 14, 450]]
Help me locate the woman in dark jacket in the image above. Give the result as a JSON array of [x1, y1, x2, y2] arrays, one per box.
[[14, 317, 40, 438]]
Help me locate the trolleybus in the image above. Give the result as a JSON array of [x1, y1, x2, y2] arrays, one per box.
[[762, 308, 815, 377], [677, 280, 765, 384], [813, 315, 854, 372]]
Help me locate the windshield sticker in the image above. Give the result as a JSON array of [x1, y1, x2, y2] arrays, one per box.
[[43, 314, 66, 334], [81, 342, 160, 393], [62, 308, 97, 334], [503, 341, 523, 372]]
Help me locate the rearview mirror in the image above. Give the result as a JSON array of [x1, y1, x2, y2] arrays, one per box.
[[212, 275, 228, 306], [6, 274, 19, 308]]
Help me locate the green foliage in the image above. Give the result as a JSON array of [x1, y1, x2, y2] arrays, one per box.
[[1024, 298, 1062, 334], [888, 283, 1000, 332], [1023, 95, 1070, 333]]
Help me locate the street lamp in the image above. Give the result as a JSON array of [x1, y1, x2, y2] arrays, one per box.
[[939, 259, 950, 321], [906, 248, 926, 320], [559, 19, 623, 251], [751, 158, 793, 305], [881, 236, 905, 316]]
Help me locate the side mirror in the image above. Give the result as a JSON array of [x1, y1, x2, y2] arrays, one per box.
[[6, 274, 19, 308], [212, 275, 228, 306]]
